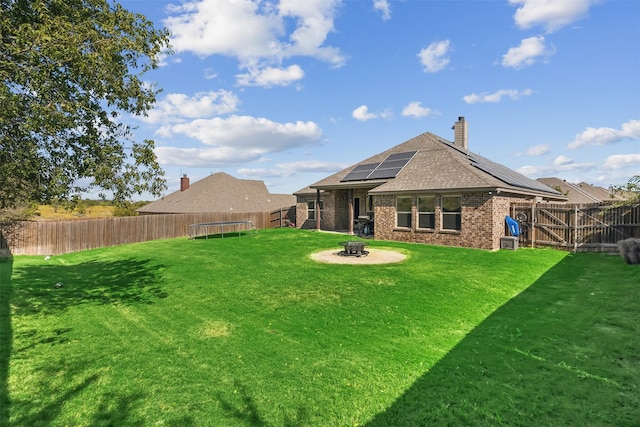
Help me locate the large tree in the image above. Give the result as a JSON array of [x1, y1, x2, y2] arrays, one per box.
[[0, 0, 170, 213]]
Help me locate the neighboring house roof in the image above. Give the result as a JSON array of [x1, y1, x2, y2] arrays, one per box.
[[301, 132, 565, 200], [577, 182, 623, 202], [137, 172, 296, 214], [536, 177, 621, 204]]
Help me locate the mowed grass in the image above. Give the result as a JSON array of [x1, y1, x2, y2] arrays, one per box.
[[1, 228, 638, 426]]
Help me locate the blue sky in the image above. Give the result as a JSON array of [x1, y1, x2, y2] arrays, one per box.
[[119, 0, 640, 197]]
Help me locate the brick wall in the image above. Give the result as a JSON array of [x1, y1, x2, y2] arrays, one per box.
[[374, 192, 528, 250], [298, 190, 531, 250], [296, 191, 338, 230]]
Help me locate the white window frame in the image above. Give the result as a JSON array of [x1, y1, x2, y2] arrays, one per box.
[[442, 195, 462, 231], [396, 196, 412, 228], [417, 195, 436, 230], [308, 200, 323, 220]]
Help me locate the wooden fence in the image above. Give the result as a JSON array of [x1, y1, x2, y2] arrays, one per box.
[[1, 207, 295, 256], [510, 203, 639, 252]]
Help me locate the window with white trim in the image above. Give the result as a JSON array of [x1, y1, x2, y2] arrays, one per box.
[[442, 195, 461, 231], [417, 195, 435, 229], [396, 196, 412, 228], [307, 200, 323, 220]]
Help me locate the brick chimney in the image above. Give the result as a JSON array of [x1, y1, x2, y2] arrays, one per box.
[[453, 116, 468, 150], [180, 174, 190, 191]]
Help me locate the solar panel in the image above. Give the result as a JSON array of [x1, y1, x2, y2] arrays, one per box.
[[385, 151, 417, 161], [351, 163, 379, 172], [376, 158, 413, 169], [340, 151, 417, 182], [341, 163, 380, 182], [368, 167, 404, 180], [469, 153, 562, 194]]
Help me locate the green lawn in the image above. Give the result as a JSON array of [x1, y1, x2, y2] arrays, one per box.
[[1, 228, 638, 426]]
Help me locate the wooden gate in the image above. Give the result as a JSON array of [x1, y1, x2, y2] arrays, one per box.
[[511, 203, 640, 252]]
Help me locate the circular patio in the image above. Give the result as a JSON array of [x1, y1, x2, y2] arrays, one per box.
[[310, 248, 407, 264]]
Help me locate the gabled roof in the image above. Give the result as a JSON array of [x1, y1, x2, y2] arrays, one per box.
[[536, 177, 598, 204], [537, 177, 622, 204], [303, 132, 565, 200], [138, 172, 295, 214], [577, 182, 623, 202]]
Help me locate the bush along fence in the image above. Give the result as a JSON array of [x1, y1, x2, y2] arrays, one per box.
[[0, 207, 295, 256], [510, 203, 640, 252]]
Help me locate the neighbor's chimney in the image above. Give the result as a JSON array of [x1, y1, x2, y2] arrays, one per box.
[[180, 174, 190, 191], [453, 116, 468, 150]]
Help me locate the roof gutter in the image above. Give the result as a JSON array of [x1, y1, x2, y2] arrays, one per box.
[[369, 186, 568, 201]]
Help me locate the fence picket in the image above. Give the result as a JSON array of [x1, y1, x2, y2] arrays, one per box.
[[1, 207, 294, 255], [511, 203, 639, 252]]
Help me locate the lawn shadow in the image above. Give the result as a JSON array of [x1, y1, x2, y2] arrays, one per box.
[[217, 381, 310, 426], [0, 259, 13, 427], [366, 253, 640, 426], [11, 364, 151, 427], [10, 258, 169, 316], [3, 257, 169, 425], [217, 381, 268, 427]]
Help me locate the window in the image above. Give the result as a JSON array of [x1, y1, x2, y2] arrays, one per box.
[[396, 196, 412, 228], [442, 195, 461, 231], [308, 200, 323, 220], [417, 196, 435, 229]]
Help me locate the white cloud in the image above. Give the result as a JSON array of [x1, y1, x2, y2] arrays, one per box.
[[166, 0, 281, 58], [373, 0, 391, 21], [155, 146, 263, 167], [140, 90, 240, 124], [417, 40, 451, 73], [401, 102, 433, 118], [164, 0, 345, 86], [509, 0, 596, 33], [203, 68, 218, 80], [604, 154, 640, 170], [169, 115, 322, 149], [502, 36, 553, 68], [236, 64, 305, 87], [463, 88, 532, 104], [517, 155, 595, 177], [352, 105, 392, 121], [155, 115, 322, 168], [553, 155, 573, 166], [569, 119, 640, 149], [238, 160, 349, 178], [524, 144, 551, 156]]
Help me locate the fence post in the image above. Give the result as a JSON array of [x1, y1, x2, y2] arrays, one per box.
[[574, 205, 578, 252], [531, 204, 536, 248]]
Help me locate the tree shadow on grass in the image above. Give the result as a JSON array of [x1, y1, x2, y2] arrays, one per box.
[[10, 362, 149, 427], [367, 253, 640, 426], [9, 258, 169, 316], [217, 381, 311, 426], [0, 260, 13, 427], [2, 258, 169, 426]]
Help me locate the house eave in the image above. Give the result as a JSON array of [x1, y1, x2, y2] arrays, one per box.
[[369, 185, 568, 201], [310, 180, 388, 191]]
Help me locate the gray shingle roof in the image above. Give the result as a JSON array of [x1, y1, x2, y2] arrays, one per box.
[[537, 178, 622, 204], [303, 132, 565, 199], [138, 172, 295, 214]]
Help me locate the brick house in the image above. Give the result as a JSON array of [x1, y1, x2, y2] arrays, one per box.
[[294, 117, 566, 250]]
